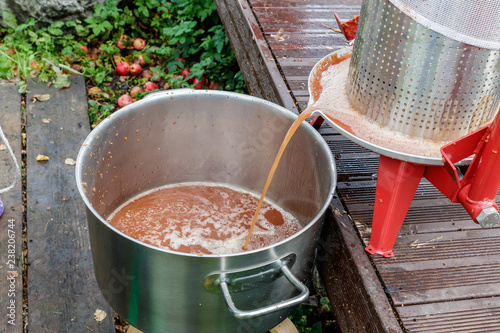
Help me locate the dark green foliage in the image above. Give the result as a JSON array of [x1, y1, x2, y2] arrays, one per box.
[[0, 0, 246, 121]]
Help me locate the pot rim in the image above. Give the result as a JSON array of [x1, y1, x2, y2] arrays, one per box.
[[75, 89, 337, 258]]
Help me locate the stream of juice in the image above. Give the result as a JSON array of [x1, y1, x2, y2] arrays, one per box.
[[242, 52, 351, 250], [242, 109, 313, 250]]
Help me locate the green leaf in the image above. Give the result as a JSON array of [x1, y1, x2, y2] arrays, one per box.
[[319, 297, 330, 305], [310, 322, 322, 333], [61, 45, 74, 57], [48, 27, 64, 36], [53, 75, 71, 89], [17, 80, 27, 94], [92, 25, 104, 36], [91, 67, 108, 86], [2, 10, 18, 28]]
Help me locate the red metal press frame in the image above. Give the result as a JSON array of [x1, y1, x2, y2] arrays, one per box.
[[365, 114, 500, 257]]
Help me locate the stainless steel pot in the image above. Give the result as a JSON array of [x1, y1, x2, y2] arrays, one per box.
[[76, 89, 336, 333]]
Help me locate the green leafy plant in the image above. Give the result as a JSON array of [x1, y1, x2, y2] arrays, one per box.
[[0, 0, 247, 124]]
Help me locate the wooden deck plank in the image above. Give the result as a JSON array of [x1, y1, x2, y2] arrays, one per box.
[[317, 199, 402, 333], [26, 77, 113, 332], [398, 297, 500, 333], [0, 81, 23, 332], [338, 178, 500, 306], [214, 0, 297, 112]]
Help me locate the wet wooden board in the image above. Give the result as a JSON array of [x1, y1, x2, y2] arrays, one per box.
[[26, 77, 113, 332], [0, 81, 23, 332], [316, 200, 402, 333], [214, 0, 297, 112], [219, 0, 500, 332]]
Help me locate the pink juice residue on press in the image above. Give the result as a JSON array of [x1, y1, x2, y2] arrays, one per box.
[[308, 54, 445, 158]]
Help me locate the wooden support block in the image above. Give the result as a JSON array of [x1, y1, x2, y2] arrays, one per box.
[[269, 318, 299, 333], [26, 77, 113, 332], [126, 325, 144, 333], [214, 0, 297, 112], [0, 80, 23, 332]]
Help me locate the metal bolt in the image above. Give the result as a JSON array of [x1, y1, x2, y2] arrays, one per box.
[[476, 207, 500, 228]]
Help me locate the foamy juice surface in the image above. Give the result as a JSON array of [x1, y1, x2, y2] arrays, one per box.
[[108, 182, 301, 255]]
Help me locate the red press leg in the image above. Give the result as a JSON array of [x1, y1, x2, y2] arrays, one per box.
[[365, 156, 426, 257], [310, 116, 324, 129]]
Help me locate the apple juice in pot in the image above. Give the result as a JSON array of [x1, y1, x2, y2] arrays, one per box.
[[107, 182, 301, 254]]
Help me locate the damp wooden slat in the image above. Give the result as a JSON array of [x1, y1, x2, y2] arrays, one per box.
[[0, 81, 23, 332], [26, 77, 113, 332], [214, 0, 297, 112], [398, 297, 500, 333], [337, 179, 500, 327]]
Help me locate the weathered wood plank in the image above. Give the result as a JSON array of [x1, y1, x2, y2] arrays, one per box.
[[0, 81, 23, 332], [316, 199, 402, 333], [214, 0, 297, 111], [398, 297, 500, 333], [338, 180, 500, 239], [26, 77, 113, 332]]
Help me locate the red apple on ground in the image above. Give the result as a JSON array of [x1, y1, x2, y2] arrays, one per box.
[[117, 40, 125, 50], [118, 94, 134, 108], [134, 54, 146, 67], [209, 81, 222, 90], [180, 68, 191, 81], [142, 69, 153, 80], [130, 63, 142, 76], [193, 78, 203, 89], [116, 62, 130, 76], [130, 86, 144, 97], [117, 35, 131, 50], [144, 81, 159, 91], [133, 38, 146, 51]]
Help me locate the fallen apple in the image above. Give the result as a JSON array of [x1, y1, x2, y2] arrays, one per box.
[[130, 63, 142, 76], [144, 81, 159, 91], [133, 38, 146, 51], [116, 62, 130, 76], [130, 86, 144, 97], [180, 68, 191, 81], [209, 81, 222, 90], [117, 35, 131, 50], [118, 94, 134, 108], [142, 69, 153, 80], [117, 40, 125, 50], [134, 54, 147, 67]]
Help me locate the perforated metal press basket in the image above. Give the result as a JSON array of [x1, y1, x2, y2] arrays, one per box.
[[346, 0, 500, 142]]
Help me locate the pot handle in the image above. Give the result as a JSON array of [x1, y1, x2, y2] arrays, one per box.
[[219, 265, 309, 319]]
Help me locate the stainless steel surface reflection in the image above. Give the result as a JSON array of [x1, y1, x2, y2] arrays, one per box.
[[76, 89, 336, 333]]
